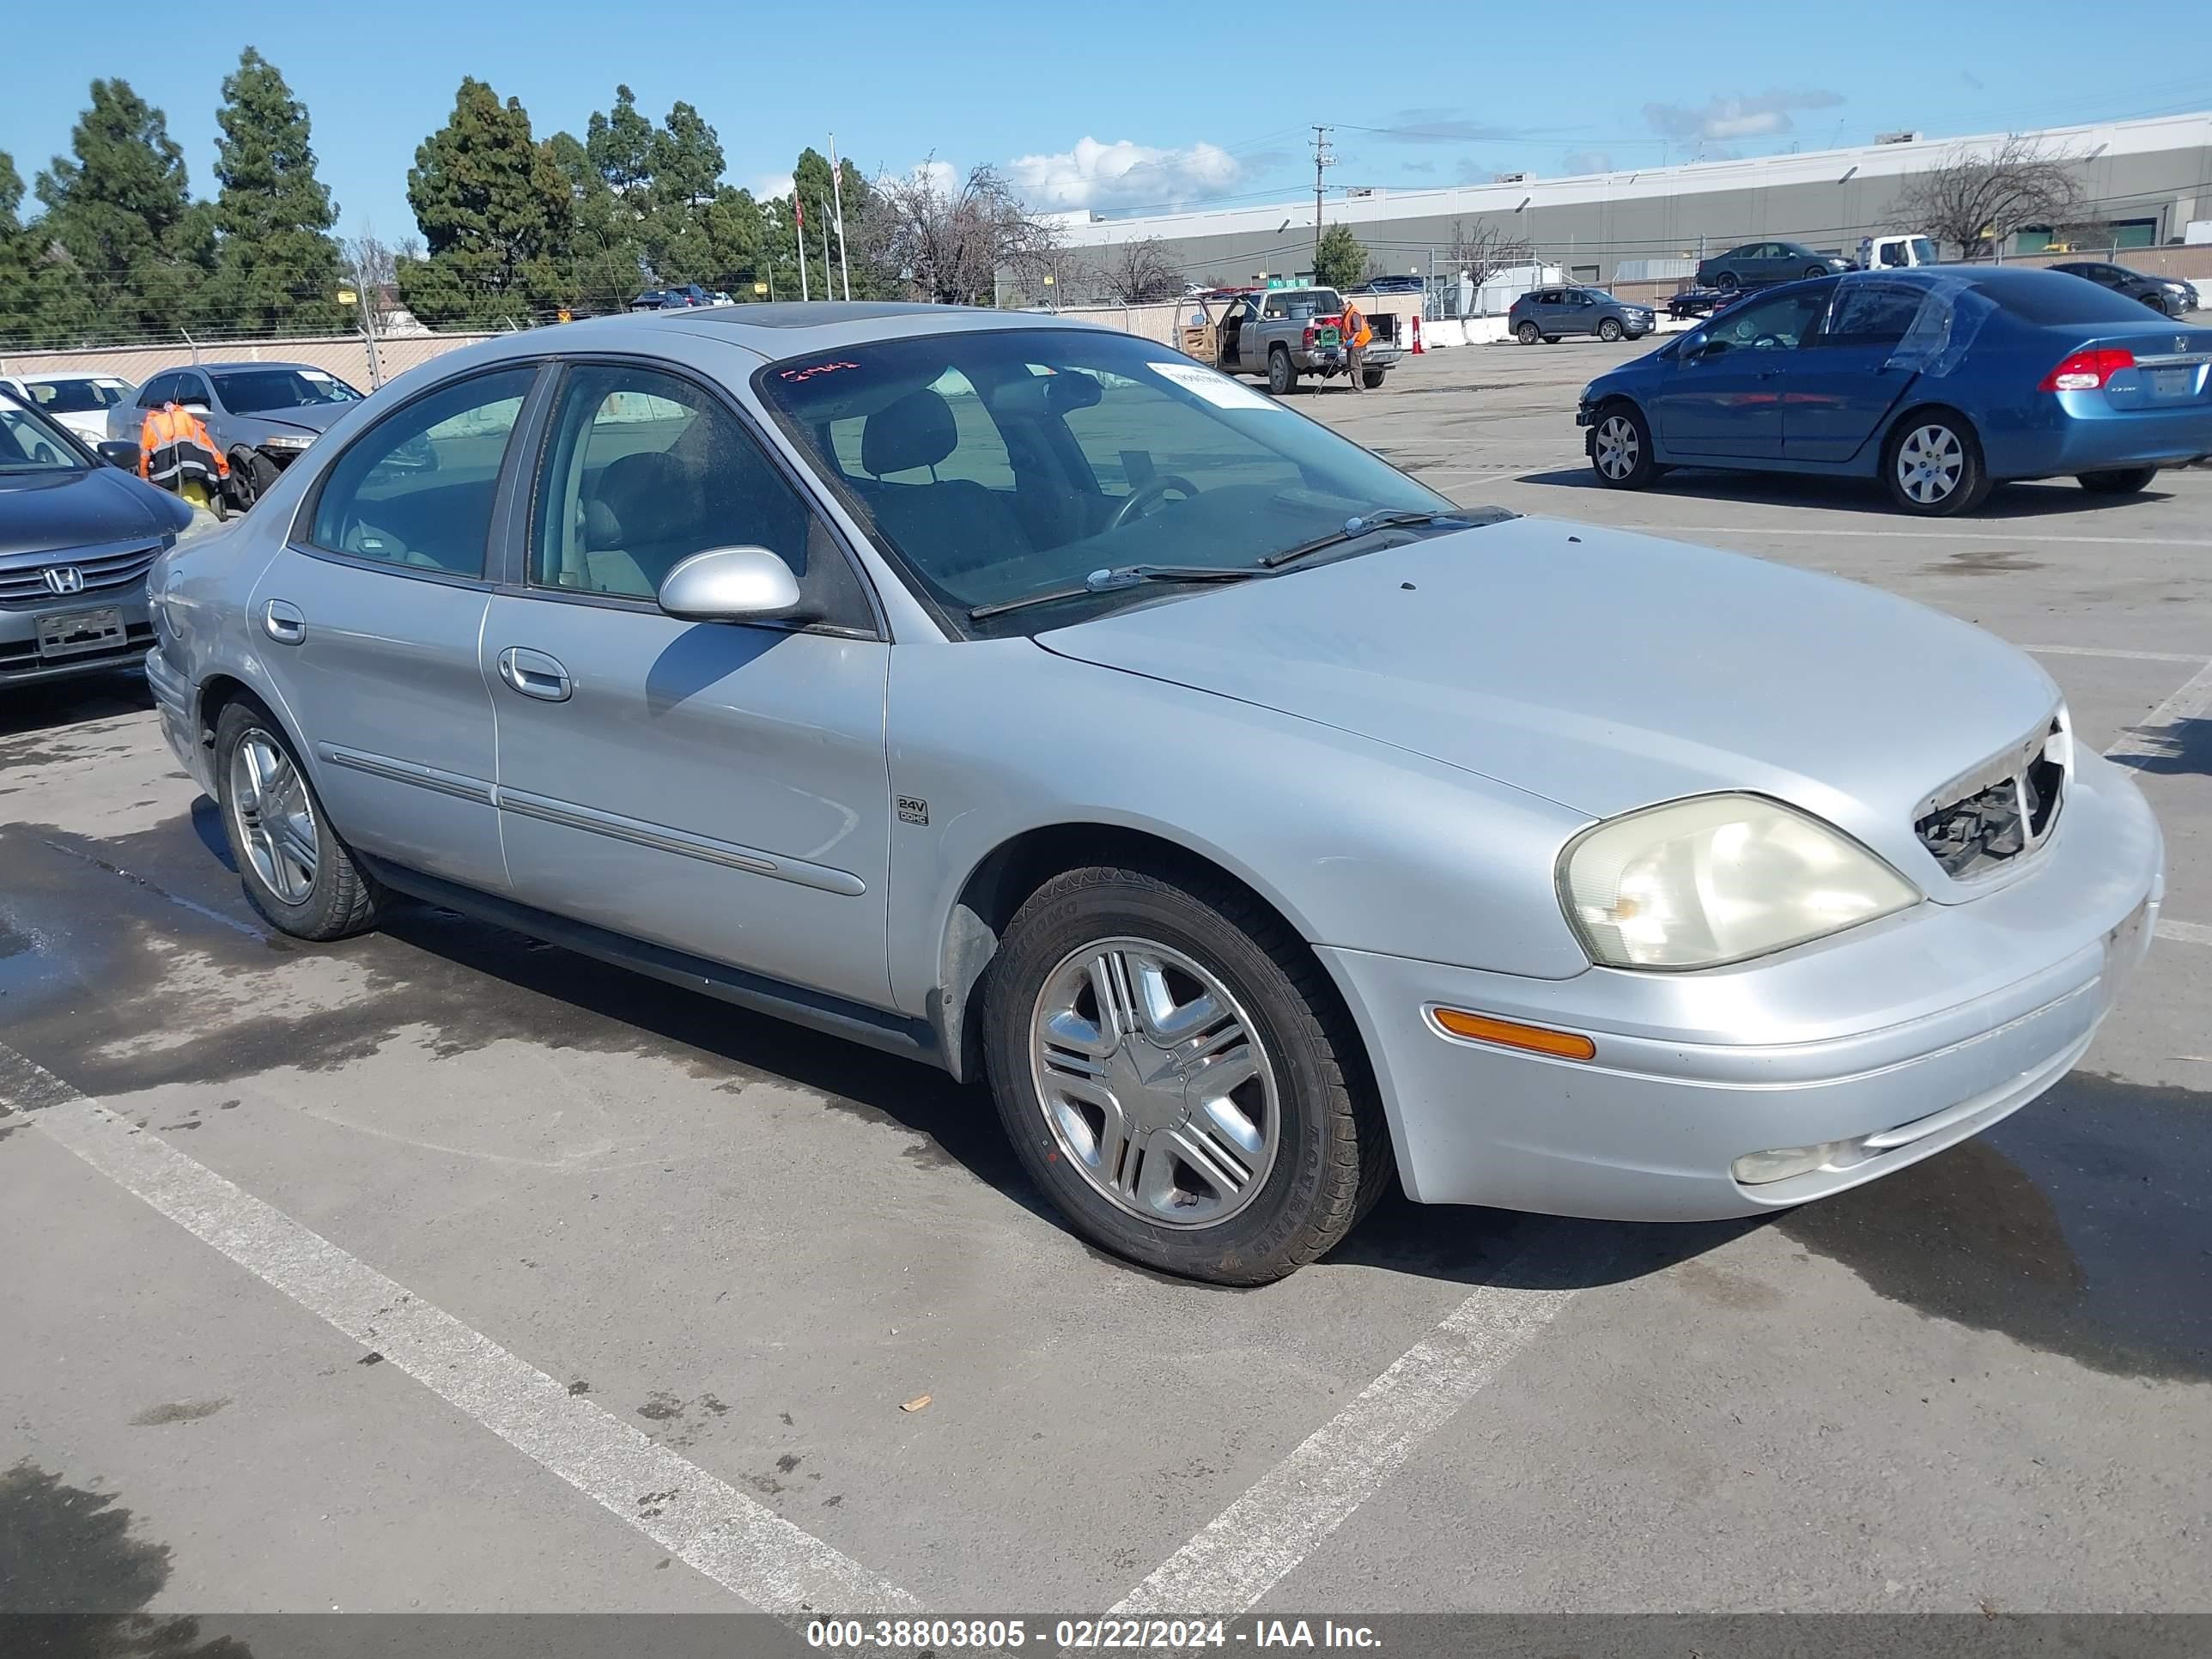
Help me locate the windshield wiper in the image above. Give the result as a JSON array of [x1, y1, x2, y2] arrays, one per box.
[[1261, 508, 1468, 568], [968, 563, 1269, 623]]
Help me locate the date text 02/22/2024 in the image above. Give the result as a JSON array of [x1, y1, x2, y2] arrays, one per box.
[[804, 1618, 1382, 1650]]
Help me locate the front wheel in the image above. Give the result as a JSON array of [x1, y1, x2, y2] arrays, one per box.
[[1597, 318, 1623, 343], [2078, 465, 2158, 495], [1516, 320, 1540, 344], [1883, 411, 1991, 516], [1804, 265, 1828, 280], [1589, 403, 1658, 489], [981, 866, 1389, 1285], [1714, 271, 1740, 292], [214, 700, 381, 940], [1266, 347, 1297, 396]]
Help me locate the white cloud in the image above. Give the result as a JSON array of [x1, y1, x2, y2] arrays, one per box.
[[1642, 88, 1843, 144], [1560, 149, 1614, 174], [1003, 137, 1242, 211], [750, 173, 795, 201]]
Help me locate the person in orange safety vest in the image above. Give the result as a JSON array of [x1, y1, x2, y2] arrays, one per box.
[[139, 400, 231, 514], [1340, 296, 1373, 392]]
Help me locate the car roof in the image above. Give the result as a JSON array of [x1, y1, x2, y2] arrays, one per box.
[[191, 360, 344, 374], [2, 368, 124, 382]]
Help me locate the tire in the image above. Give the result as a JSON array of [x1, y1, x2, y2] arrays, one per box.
[[1804, 265, 1828, 280], [1589, 401, 1658, 489], [1714, 270, 1740, 292], [233, 447, 280, 508], [1360, 367, 1386, 389], [1542, 335, 1560, 344], [981, 864, 1389, 1285], [2077, 465, 2159, 495], [213, 699, 381, 940], [1882, 410, 1992, 516], [1516, 320, 1540, 344], [1597, 318, 1623, 343], [1266, 347, 1297, 396]]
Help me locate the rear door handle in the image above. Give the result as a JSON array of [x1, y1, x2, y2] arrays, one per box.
[[262, 599, 306, 645], [497, 646, 572, 702]]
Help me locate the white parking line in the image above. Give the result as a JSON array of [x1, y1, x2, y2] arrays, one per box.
[[2106, 658, 2212, 767], [0, 1042, 922, 1617], [1109, 1249, 1579, 1616], [2157, 919, 2212, 947], [2027, 646, 2211, 665]]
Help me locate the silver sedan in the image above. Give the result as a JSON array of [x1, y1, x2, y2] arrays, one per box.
[[143, 303, 2164, 1283]]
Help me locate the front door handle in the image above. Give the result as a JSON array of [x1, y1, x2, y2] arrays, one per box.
[[497, 646, 572, 702], [262, 599, 306, 645]]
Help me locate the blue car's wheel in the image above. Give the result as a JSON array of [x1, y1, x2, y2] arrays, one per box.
[[1882, 410, 1991, 516]]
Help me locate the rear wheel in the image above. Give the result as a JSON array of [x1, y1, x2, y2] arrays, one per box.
[[1597, 318, 1623, 343], [982, 865, 1389, 1285], [1360, 367, 1386, 389], [1589, 402, 1657, 489], [1882, 410, 1991, 516], [1266, 346, 1297, 396], [2077, 465, 2159, 495], [1715, 270, 1740, 292], [213, 700, 381, 940], [1516, 320, 1540, 344]]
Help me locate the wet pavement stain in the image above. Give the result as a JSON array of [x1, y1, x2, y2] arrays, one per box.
[[127, 1400, 229, 1428], [1778, 1072, 2212, 1383], [635, 1393, 684, 1422], [1929, 549, 2048, 575], [0, 1461, 249, 1651]]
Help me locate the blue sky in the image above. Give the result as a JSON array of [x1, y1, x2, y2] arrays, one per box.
[[4, 0, 2205, 240]]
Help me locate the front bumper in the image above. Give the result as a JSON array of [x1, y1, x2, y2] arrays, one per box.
[[144, 644, 216, 794], [0, 592, 154, 687], [1322, 751, 2163, 1220]]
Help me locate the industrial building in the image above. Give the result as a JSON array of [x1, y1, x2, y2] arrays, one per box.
[[1052, 111, 2212, 300]]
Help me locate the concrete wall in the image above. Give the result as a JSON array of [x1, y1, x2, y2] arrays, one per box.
[[0, 331, 498, 392]]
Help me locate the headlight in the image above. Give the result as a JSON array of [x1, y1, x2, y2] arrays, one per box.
[[1559, 793, 1917, 969], [259, 434, 314, 452]]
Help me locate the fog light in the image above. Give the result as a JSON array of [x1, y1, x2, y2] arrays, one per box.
[[1731, 1137, 1875, 1186]]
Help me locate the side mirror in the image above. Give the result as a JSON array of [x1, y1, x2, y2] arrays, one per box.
[[95, 440, 140, 470], [657, 545, 806, 624]]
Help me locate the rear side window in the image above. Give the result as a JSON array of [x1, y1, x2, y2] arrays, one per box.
[[307, 367, 534, 576], [1974, 276, 2176, 325], [1817, 282, 1926, 348]]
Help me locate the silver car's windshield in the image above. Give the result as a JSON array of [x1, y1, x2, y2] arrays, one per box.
[[757, 327, 1460, 628], [209, 368, 362, 413]]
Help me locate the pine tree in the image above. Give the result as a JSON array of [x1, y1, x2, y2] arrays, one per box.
[[400, 77, 573, 325], [34, 79, 210, 338], [547, 130, 641, 311], [586, 85, 657, 212], [1314, 222, 1369, 291], [204, 48, 347, 335]]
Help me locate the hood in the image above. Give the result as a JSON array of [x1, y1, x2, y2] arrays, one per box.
[[0, 464, 184, 558], [1037, 519, 2060, 896], [251, 401, 352, 438]]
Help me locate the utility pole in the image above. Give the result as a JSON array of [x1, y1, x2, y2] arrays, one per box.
[[1310, 125, 1334, 276]]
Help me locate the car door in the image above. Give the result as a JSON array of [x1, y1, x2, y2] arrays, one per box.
[[1220, 299, 1256, 371], [1565, 289, 1599, 335], [482, 354, 895, 1006], [1653, 283, 1829, 458], [251, 362, 541, 891], [1783, 277, 1918, 464]]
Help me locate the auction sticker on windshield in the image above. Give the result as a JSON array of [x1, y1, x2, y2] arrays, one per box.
[[1146, 361, 1281, 410]]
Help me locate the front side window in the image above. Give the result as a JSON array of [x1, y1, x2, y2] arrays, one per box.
[[307, 367, 534, 576], [1705, 284, 1831, 352], [758, 327, 1463, 631], [0, 400, 89, 474], [529, 362, 861, 623], [211, 368, 362, 414]]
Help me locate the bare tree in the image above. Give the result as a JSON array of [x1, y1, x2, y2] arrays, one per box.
[[1443, 219, 1533, 288], [863, 159, 1060, 307], [1893, 137, 2086, 261], [340, 233, 415, 328], [1098, 236, 1184, 304]]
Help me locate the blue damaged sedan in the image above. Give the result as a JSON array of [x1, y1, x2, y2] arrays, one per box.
[[146, 302, 2162, 1283], [1579, 265, 2212, 514]]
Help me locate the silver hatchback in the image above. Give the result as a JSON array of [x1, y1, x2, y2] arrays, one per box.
[[145, 304, 2163, 1283]]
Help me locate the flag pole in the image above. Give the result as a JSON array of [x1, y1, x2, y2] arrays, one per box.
[[794, 195, 810, 301], [829, 132, 854, 301]]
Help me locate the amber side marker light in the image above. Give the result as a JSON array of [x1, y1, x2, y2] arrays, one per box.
[[1428, 1007, 1597, 1061]]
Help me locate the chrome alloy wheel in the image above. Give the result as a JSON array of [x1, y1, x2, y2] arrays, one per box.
[[1594, 414, 1641, 480], [1895, 423, 1964, 505], [229, 731, 319, 904], [1029, 938, 1280, 1228]]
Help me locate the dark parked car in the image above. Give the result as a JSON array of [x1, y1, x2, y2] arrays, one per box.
[[1576, 266, 2212, 515], [631, 283, 712, 311], [2048, 261, 2197, 319], [1695, 240, 1854, 292], [1509, 286, 1656, 344], [1, 387, 192, 690]]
